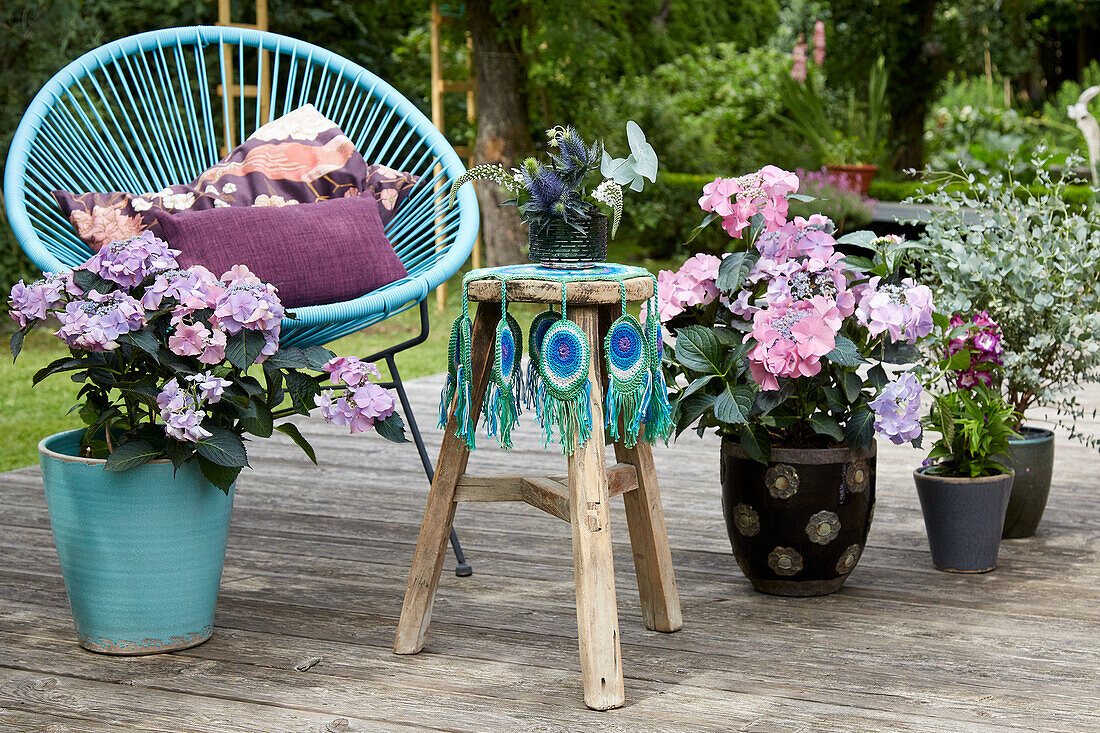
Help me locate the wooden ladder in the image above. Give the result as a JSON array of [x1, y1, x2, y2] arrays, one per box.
[[431, 3, 481, 310], [210, 0, 270, 153]]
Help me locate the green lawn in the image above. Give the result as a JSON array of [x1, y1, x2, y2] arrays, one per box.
[[0, 244, 676, 472]]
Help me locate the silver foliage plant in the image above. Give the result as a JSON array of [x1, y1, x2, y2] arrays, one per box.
[[911, 152, 1100, 448]]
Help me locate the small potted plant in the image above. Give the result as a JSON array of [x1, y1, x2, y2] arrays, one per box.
[[448, 122, 657, 268], [913, 314, 1020, 573], [913, 154, 1100, 538], [8, 233, 406, 654], [661, 166, 935, 596], [781, 25, 887, 196]]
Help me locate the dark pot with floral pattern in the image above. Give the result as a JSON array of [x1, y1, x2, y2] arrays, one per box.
[[720, 439, 876, 596]]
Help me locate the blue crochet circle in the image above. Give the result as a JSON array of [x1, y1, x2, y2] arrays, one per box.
[[493, 315, 523, 388], [540, 319, 589, 398], [605, 315, 647, 388], [528, 310, 558, 365], [499, 325, 515, 374]]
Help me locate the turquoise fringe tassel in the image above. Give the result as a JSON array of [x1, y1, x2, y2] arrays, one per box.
[[538, 379, 592, 455], [453, 364, 475, 451], [524, 358, 542, 414], [438, 371, 455, 429], [644, 361, 673, 444], [484, 380, 520, 449], [605, 375, 649, 449]]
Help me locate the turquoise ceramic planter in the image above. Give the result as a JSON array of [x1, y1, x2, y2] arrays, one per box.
[[39, 429, 235, 654]]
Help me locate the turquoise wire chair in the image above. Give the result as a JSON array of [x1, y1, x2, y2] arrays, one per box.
[[4, 26, 478, 574]]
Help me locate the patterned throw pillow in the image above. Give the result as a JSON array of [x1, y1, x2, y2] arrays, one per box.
[[53, 104, 418, 251]]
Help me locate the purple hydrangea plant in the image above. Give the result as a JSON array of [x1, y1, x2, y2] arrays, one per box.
[[8, 234, 406, 491]]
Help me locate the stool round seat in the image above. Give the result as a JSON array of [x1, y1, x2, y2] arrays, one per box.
[[466, 275, 654, 304]]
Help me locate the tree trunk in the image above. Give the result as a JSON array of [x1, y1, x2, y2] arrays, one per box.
[[467, 0, 532, 266], [890, 0, 942, 171]]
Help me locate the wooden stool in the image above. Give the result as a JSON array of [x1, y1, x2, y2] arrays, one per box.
[[394, 274, 683, 710]]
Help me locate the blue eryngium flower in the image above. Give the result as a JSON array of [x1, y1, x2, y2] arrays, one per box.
[[524, 164, 567, 210]]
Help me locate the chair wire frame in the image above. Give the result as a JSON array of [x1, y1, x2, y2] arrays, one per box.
[[5, 26, 478, 575]]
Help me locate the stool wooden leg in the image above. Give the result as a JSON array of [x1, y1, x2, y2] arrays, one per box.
[[394, 303, 500, 655], [615, 440, 683, 633], [567, 305, 625, 711]]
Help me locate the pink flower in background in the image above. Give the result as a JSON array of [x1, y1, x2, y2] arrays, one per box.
[[855, 277, 935, 343], [656, 254, 722, 322], [84, 231, 179, 290], [812, 21, 826, 66], [791, 36, 808, 82], [8, 272, 80, 327], [55, 290, 145, 351], [869, 374, 923, 445], [699, 167, 798, 240]]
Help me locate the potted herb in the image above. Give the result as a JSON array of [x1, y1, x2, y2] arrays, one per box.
[[912, 155, 1100, 538], [780, 33, 888, 196], [662, 166, 935, 596], [7, 233, 406, 654], [448, 122, 657, 268], [914, 314, 1020, 573]]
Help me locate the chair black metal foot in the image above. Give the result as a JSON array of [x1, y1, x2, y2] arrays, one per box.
[[450, 527, 473, 577], [380, 343, 474, 578]]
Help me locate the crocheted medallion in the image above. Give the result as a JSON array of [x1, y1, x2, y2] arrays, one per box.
[[604, 313, 649, 447]]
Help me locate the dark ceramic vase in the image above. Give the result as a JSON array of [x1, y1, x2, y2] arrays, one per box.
[[913, 468, 1013, 573], [720, 439, 877, 597], [527, 214, 607, 269], [1002, 427, 1055, 539]]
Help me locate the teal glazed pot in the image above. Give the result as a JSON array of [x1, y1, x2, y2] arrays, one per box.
[[913, 467, 1013, 573], [39, 429, 235, 654], [1002, 427, 1056, 539]]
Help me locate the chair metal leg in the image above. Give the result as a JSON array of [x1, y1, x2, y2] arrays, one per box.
[[385, 355, 473, 577]]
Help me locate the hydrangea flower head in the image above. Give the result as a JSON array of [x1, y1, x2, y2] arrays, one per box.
[[746, 297, 840, 390], [323, 356, 382, 387], [212, 281, 284, 334], [316, 381, 397, 434], [168, 317, 228, 365], [698, 166, 798, 239], [8, 272, 81, 327], [855, 277, 935, 343], [869, 373, 923, 445], [656, 253, 722, 322], [84, 231, 179, 290], [185, 372, 231, 404], [55, 290, 146, 351], [141, 266, 223, 311], [156, 378, 212, 443]]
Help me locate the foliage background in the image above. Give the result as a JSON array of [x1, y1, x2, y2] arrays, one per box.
[[3, 0, 1099, 300]]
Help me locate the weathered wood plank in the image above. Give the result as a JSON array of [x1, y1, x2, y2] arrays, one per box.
[[2, 376, 1100, 729]]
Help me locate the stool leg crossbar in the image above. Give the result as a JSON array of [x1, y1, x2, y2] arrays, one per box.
[[394, 302, 682, 710]]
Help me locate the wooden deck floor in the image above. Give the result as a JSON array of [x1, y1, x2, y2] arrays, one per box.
[[2, 376, 1099, 732]]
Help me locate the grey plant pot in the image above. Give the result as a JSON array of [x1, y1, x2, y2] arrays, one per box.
[[913, 467, 1014, 573], [1002, 427, 1055, 539]]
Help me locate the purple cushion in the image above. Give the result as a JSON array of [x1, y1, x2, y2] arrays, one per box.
[[158, 195, 408, 309], [53, 104, 419, 251]]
